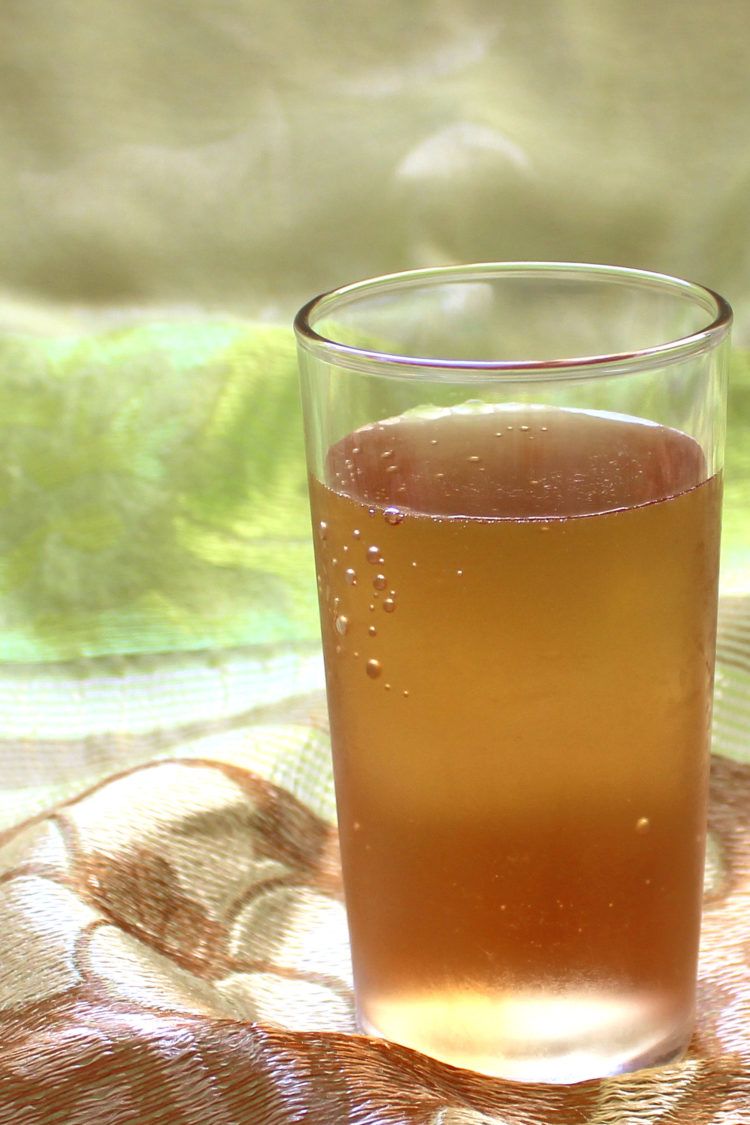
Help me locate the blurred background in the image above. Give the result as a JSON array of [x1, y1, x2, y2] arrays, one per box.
[[2, 1, 750, 319], [0, 0, 747, 821]]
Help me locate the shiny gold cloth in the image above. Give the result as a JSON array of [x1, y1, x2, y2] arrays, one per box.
[[0, 599, 747, 1124]]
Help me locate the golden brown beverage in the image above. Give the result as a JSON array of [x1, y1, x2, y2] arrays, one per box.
[[310, 405, 721, 1082]]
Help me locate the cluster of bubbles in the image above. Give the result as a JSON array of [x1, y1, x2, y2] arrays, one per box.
[[319, 506, 406, 689]]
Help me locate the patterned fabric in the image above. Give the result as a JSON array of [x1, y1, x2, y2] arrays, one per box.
[[0, 599, 744, 1123]]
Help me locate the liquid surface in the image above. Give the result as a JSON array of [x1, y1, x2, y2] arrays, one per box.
[[310, 405, 721, 1082]]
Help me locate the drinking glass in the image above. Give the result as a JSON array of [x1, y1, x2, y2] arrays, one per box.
[[294, 263, 731, 1083]]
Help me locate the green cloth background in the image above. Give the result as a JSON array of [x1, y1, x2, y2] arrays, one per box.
[[0, 1, 747, 645]]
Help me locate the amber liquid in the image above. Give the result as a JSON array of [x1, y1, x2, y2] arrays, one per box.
[[310, 405, 721, 1082]]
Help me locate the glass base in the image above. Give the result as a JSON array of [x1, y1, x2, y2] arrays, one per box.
[[358, 990, 690, 1084]]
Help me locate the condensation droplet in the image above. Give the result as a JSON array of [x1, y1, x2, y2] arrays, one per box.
[[494, 431, 503, 437], [403, 689, 410, 697], [344, 568, 357, 585], [353, 529, 361, 540], [386, 464, 399, 474], [540, 425, 549, 432], [333, 596, 340, 610], [342, 544, 349, 553], [456, 569, 464, 577], [383, 597, 396, 613], [335, 615, 349, 635], [435, 472, 445, 480], [381, 449, 394, 459], [411, 561, 418, 567], [366, 658, 382, 679], [368, 507, 376, 518], [506, 425, 514, 431], [368, 625, 377, 636], [353, 650, 360, 657], [352, 447, 361, 455], [384, 507, 403, 525], [366, 546, 381, 564], [520, 424, 530, 432], [430, 438, 438, 445], [384, 683, 391, 690], [369, 604, 375, 612], [373, 574, 387, 590], [636, 817, 651, 834], [467, 455, 480, 463], [332, 557, 339, 567], [318, 521, 328, 540]]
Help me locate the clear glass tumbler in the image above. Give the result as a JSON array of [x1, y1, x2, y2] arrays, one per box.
[[294, 263, 732, 1083]]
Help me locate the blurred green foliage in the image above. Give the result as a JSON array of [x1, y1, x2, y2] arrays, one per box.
[[0, 321, 316, 660]]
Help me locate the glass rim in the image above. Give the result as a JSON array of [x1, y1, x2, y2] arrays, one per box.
[[294, 262, 733, 382]]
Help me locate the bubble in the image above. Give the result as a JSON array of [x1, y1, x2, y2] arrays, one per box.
[[366, 546, 381, 564], [456, 569, 464, 577], [335, 615, 349, 635], [540, 425, 549, 432], [373, 574, 387, 590], [333, 596, 340, 610], [332, 557, 338, 566], [353, 650, 360, 657], [368, 625, 377, 636], [383, 598, 396, 613], [318, 521, 328, 540], [381, 449, 394, 459], [342, 544, 349, 553], [366, 658, 382, 679], [636, 817, 651, 834], [384, 507, 403, 525], [384, 683, 392, 691], [368, 507, 376, 518], [403, 690, 410, 697], [344, 568, 357, 585], [520, 424, 530, 432], [386, 464, 399, 474], [369, 604, 376, 612], [467, 455, 481, 463], [435, 472, 445, 480], [494, 431, 503, 437], [352, 446, 361, 455], [411, 561, 418, 568], [430, 438, 438, 445], [353, 529, 361, 540], [506, 425, 514, 431]]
